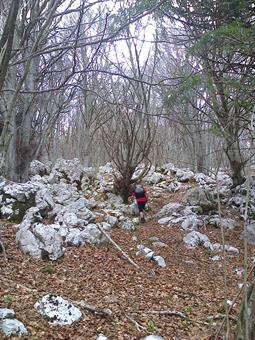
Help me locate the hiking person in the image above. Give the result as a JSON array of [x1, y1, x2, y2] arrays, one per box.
[[132, 183, 148, 223]]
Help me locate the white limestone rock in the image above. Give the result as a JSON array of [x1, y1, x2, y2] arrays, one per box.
[[183, 231, 210, 249], [137, 245, 166, 267], [158, 217, 172, 225], [157, 202, 184, 218], [19, 207, 43, 229], [79, 223, 110, 245], [181, 216, 203, 231], [211, 243, 239, 253], [105, 215, 118, 227], [194, 173, 216, 186], [52, 158, 84, 184], [145, 172, 164, 184], [122, 219, 136, 231], [211, 255, 222, 261], [34, 294, 82, 325], [168, 182, 181, 192], [16, 221, 64, 260], [160, 163, 176, 175], [0, 308, 15, 319], [137, 245, 154, 259], [176, 169, 194, 182], [208, 217, 239, 230], [0, 319, 28, 337], [35, 188, 55, 215], [216, 170, 233, 187], [153, 255, 167, 268], [30, 160, 49, 177], [229, 196, 245, 207], [2, 182, 38, 203], [184, 187, 216, 213], [96, 335, 108, 340], [54, 199, 95, 227]]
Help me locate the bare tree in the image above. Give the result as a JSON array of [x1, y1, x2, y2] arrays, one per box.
[[100, 24, 159, 202], [102, 97, 154, 203], [0, 0, 166, 181], [0, 0, 20, 92]]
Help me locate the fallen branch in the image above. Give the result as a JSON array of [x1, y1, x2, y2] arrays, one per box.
[[126, 315, 146, 331], [72, 299, 113, 318], [97, 225, 140, 270], [207, 314, 237, 322], [144, 310, 186, 319], [2, 276, 41, 292]]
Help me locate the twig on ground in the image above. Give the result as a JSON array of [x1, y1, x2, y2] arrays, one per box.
[[2, 277, 37, 292], [72, 299, 113, 318], [97, 225, 140, 269], [207, 314, 237, 322], [126, 315, 146, 331], [144, 309, 186, 318]]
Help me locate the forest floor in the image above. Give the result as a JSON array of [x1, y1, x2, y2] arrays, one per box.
[[0, 185, 254, 340]]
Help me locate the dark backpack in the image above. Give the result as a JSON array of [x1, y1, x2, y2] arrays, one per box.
[[134, 185, 145, 198]]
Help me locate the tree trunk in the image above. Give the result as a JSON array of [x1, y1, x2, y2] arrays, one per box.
[[196, 131, 206, 173], [237, 281, 255, 340], [225, 139, 245, 188], [0, 0, 20, 92], [114, 169, 133, 204]]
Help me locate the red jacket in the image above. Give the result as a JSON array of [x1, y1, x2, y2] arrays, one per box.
[[132, 188, 148, 203]]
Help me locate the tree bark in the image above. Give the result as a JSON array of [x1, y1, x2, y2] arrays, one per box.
[[225, 139, 245, 188], [237, 281, 255, 340], [0, 0, 20, 92]]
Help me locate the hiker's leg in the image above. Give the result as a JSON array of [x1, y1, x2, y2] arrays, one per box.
[[140, 211, 145, 223], [138, 203, 146, 222]]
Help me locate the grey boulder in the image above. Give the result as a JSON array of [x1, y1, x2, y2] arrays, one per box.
[[157, 202, 184, 218], [181, 216, 203, 231], [0, 308, 27, 337], [183, 231, 210, 248], [176, 169, 194, 182], [0, 308, 15, 319], [0, 319, 28, 337], [30, 160, 49, 176], [16, 209, 64, 260], [184, 187, 217, 213]]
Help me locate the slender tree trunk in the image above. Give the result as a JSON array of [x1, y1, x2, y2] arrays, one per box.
[[225, 139, 245, 188], [237, 281, 255, 340], [80, 126, 92, 166], [0, 0, 20, 92], [196, 131, 205, 173]]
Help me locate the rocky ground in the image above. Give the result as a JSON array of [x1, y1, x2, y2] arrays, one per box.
[[0, 160, 255, 339]]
